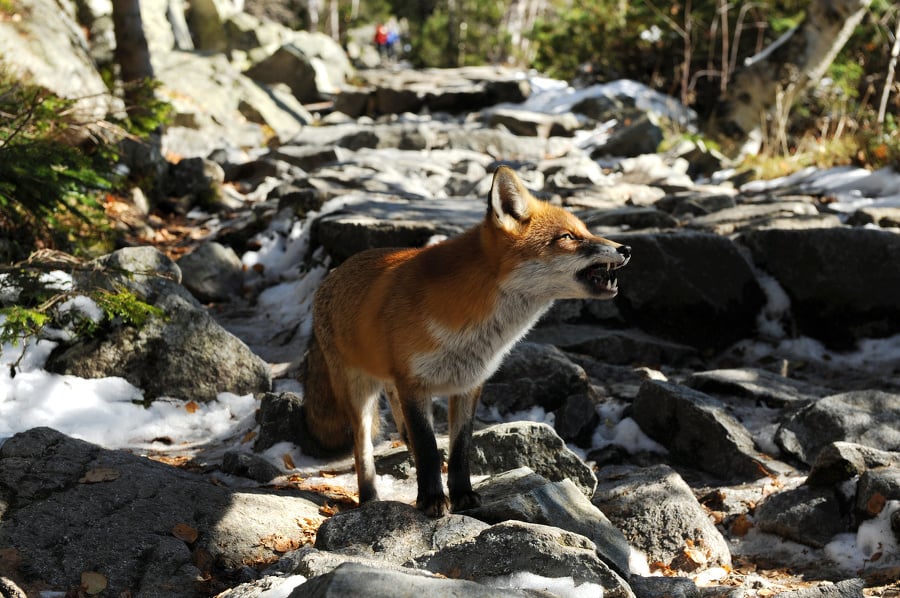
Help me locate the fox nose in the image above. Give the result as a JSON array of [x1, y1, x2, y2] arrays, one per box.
[[617, 245, 632, 261]]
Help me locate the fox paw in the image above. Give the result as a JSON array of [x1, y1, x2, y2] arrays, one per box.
[[417, 493, 451, 518], [451, 491, 481, 512]]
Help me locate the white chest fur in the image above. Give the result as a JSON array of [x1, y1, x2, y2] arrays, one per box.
[[409, 290, 552, 395]]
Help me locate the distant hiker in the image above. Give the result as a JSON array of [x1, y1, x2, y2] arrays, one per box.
[[374, 23, 388, 58], [386, 23, 399, 60]]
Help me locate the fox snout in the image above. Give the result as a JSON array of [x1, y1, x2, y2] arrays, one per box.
[[579, 236, 631, 266], [574, 237, 631, 298]]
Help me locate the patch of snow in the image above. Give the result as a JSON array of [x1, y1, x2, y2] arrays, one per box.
[[825, 500, 900, 572], [0, 333, 257, 451], [57, 294, 104, 323], [483, 571, 606, 598], [257, 575, 308, 598]]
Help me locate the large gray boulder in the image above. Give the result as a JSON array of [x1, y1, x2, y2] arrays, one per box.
[[741, 228, 900, 349], [466, 467, 633, 576], [631, 380, 774, 480], [47, 293, 271, 402], [0, 0, 120, 134], [612, 232, 766, 350], [414, 520, 634, 598], [243, 33, 352, 103], [776, 390, 900, 465], [295, 562, 543, 597], [51, 247, 271, 402], [593, 464, 732, 572], [0, 428, 321, 597]]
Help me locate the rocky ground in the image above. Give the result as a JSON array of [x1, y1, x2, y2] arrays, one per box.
[[2, 1, 900, 596]]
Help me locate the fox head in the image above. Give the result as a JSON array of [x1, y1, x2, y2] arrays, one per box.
[[487, 166, 631, 301]]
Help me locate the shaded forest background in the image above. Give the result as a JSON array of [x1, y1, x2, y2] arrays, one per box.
[[0, 0, 898, 264], [254, 0, 899, 166]]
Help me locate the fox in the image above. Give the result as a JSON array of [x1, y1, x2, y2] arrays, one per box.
[[301, 165, 631, 517]]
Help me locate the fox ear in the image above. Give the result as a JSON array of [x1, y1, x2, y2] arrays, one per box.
[[489, 166, 532, 231]]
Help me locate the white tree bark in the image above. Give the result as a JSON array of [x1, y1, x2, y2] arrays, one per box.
[[877, 15, 900, 130], [706, 0, 872, 158]]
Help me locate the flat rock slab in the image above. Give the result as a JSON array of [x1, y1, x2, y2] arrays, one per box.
[[0, 427, 321, 597], [687, 368, 830, 408], [313, 197, 484, 263], [776, 390, 900, 465], [742, 228, 900, 349]]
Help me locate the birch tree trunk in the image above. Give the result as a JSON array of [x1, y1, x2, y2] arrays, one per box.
[[705, 0, 872, 158], [876, 15, 900, 131]]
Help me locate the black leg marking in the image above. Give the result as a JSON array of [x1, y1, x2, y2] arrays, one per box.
[[402, 399, 449, 517]]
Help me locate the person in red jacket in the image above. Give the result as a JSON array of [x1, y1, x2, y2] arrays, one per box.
[[374, 23, 388, 58]]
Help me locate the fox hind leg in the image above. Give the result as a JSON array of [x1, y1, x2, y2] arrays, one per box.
[[337, 368, 383, 504], [385, 383, 407, 444], [448, 387, 481, 511]]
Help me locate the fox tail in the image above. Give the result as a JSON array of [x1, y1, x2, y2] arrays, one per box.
[[298, 333, 354, 457]]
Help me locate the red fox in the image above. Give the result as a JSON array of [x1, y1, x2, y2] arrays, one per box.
[[302, 166, 630, 516]]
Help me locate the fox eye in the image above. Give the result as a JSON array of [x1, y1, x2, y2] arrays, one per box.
[[556, 233, 577, 242]]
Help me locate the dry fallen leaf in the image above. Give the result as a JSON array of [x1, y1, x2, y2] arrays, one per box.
[[241, 430, 257, 444], [866, 492, 887, 515], [282, 453, 296, 469], [79, 468, 120, 484], [683, 546, 708, 567], [184, 400, 200, 414], [0, 547, 21, 570], [147, 455, 192, 468], [731, 513, 754, 537], [259, 533, 302, 553], [649, 560, 676, 576], [81, 571, 107, 595], [172, 523, 199, 544]]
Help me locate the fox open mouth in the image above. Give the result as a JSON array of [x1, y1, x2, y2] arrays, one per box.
[[578, 262, 620, 296]]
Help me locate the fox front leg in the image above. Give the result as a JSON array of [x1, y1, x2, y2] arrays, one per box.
[[448, 388, 481, 511], [397, 387, 449, 517]]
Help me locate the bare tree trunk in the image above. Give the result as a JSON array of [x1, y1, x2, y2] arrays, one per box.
[[877, 15, 900, 131], [308, 0, 319, 32], [111, 0, 165, 201], [328, 0, 339, 41], [446, 0, 459, 68], [705, 0, 872, 158], [111, 0, 153, 88]]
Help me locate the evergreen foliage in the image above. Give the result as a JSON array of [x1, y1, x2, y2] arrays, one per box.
[[0, 70, 115, 262], [0, 253, 164, 369], [0, 64, 171, 263], [411, 0, 510, 67]]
